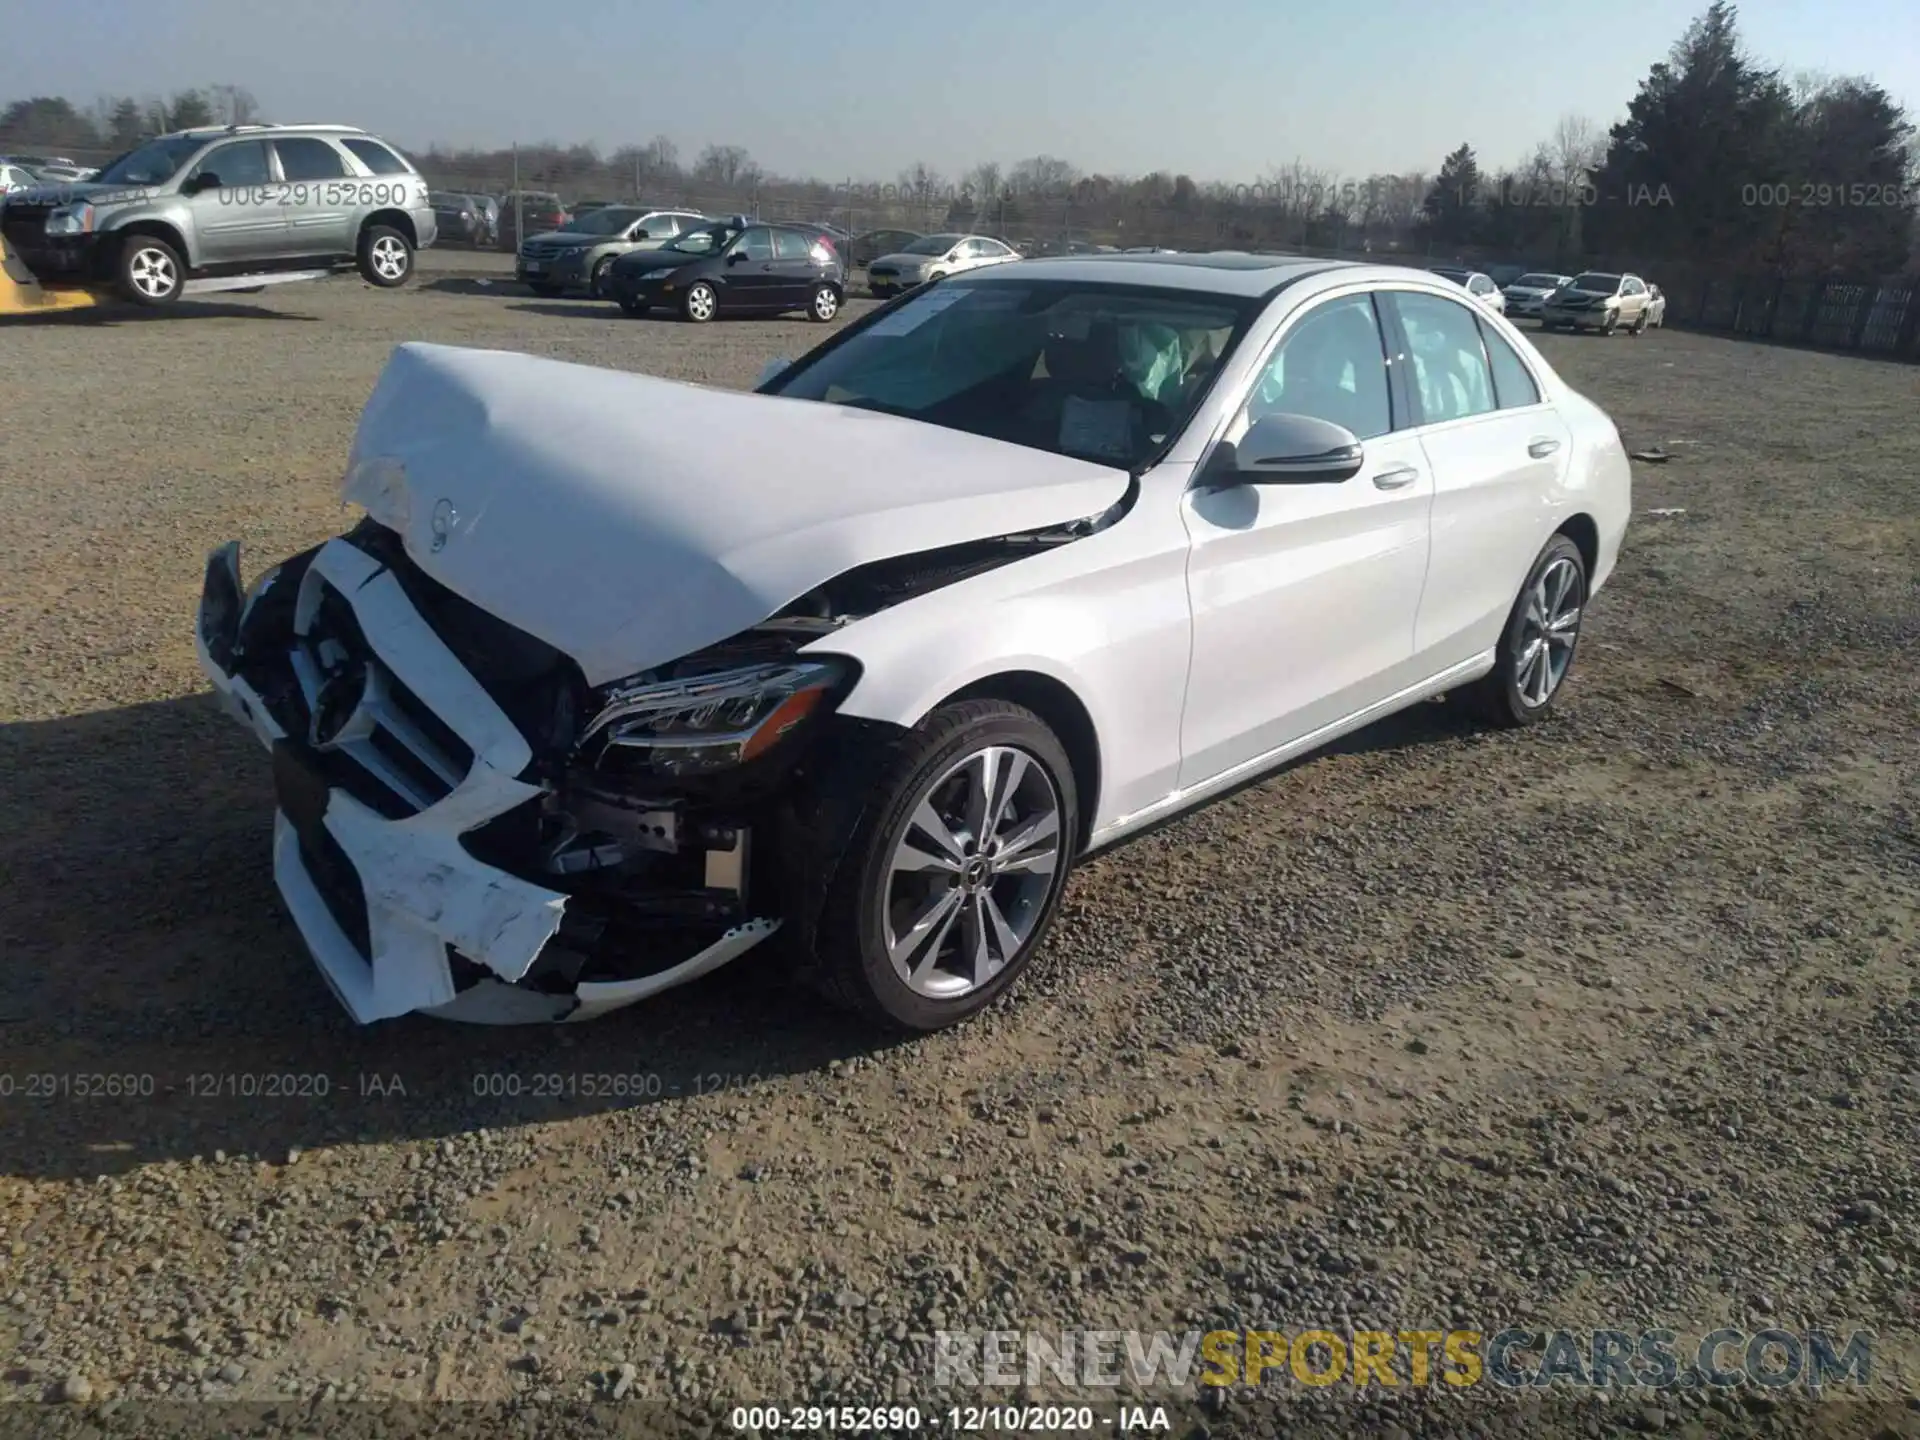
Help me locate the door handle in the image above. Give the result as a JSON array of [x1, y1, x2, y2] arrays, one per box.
[[1528, 437, 1562, 458], [1372, 464, 1420, 490]]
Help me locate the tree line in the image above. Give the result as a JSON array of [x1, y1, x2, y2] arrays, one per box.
[[5, 6, 1913, 275]]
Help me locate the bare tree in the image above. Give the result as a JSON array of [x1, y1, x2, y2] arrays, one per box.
[[208, 85, 259, 126], [1549, 114, 1605, 187], [645, 134, 679, 176], [693, 143, 753, 187], [962, 161, 1003, 203]]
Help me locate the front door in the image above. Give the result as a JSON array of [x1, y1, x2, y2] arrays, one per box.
[[1178, 290, 1434, 788], [180, 139, 282, 265], [718, 226, 779, 307]]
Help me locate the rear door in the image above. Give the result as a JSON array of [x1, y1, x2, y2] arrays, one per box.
[[768, 227, 820, 305], [271, 136, 354, 258], [1381, 288, 1572, 670], [180, 139, 281, 264], [1178, 289, 1434, 786]]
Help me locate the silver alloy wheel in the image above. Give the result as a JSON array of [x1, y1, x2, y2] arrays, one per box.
[[369, 236, 408, 281], [687, 284, 716, 320], [813, 285, 838, 319], [1514, 556, 1583, 707], [128, 246, 176, 299], [882, 745, 1063, 1000]]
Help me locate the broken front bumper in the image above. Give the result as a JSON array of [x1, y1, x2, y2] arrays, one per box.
[[193, 536, 778, 1025]]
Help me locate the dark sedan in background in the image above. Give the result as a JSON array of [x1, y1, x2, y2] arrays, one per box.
[[602, 217, 846, 322]]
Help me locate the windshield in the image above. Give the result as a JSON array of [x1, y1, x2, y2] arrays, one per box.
[[1571, 273, 1621, 292], [902, 234, 962, 256], [562, 207, 644, 235], [94, 135, 206, 187], [1513, 273, 1564, 288], [764, 280, 1257, 470], [665, 222, 737, 254]]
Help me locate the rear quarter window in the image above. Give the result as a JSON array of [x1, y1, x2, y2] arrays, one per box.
[[342, 138, 412, 176]]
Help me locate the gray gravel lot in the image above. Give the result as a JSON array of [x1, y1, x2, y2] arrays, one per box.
[[0, 269, 1916, 1438]]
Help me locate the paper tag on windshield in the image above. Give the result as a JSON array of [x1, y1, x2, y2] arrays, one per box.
[[864, 287, 968, 337], [1058, 397, 1132, 459]]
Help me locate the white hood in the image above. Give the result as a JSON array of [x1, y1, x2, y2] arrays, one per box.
[[346, 343, 1129, 687]]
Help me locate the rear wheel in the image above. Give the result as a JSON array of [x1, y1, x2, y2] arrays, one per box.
[[116, 235, 184, 306], [682, 281, 718, 322], [357, 226, 413, 287], [804, 700, 1078, 1032], [1460, 534, 1589, 728], [808, 283, 840, 321]]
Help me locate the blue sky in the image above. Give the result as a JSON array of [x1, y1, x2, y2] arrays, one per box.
[[8, 0, 1917, 183]]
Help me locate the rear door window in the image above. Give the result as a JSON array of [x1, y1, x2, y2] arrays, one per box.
[[274, 138, 349, 182]]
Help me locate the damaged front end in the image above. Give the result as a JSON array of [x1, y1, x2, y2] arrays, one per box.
[[194, 516, 1078, 1025]]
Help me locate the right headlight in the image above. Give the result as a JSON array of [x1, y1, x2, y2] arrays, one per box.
[[582, 660, 847, 775], [44, 203, 94, 236]]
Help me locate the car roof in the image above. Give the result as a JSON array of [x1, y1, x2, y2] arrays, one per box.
[[954, 252, 1359, 296]]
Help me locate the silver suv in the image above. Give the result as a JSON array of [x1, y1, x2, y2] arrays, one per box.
[[0, 123, 436, 305], [517, 207, 711, 296]]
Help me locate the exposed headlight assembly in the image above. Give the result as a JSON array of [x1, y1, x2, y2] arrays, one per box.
[[582, 660, 846, 776], [340, 455, 411, 533], [44, 203, 94, 236]]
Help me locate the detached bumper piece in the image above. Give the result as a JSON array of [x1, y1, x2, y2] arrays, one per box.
[[194, 536, 780, 1024]]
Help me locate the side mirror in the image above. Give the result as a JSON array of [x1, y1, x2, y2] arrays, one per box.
[[1214, 414, 1365, 485], [757, 358, 791, 388], [183, 173, 219, 194], [727, 250, 748, 264]]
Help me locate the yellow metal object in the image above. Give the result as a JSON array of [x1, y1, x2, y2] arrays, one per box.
[[0, 233, 104, 315]]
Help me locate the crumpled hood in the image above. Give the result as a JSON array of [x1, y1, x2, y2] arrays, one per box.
[[346, 343, 1129, 687]]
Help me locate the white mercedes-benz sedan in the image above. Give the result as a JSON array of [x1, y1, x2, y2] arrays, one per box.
[[194, 253, 1631, 1031]]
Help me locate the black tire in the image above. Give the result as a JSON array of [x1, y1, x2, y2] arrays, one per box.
[[807, 282, 841, 322], [589, 256, 615, 296], [681, 281, 718, 322], [1629, 310, 1647, 336], [1600, 312, 1617, 336], [356, 225, 413, 288], [115, 234, 184, 306], [804, 699, 1079, 1032], [1460, 533, 1589, 729]]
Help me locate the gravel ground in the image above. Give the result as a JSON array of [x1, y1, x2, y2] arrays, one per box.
[[0, 271, 1916, 1439]]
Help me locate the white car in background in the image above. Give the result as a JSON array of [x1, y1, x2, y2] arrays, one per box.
[[1540, 271, 1656, 334], [1429, 266, 1506, 314], [1502, 272, 1573, 319], [867, 232, 1019, 298], [194, 253, 1630, 1032], [1645, 284, 1667, 328], [0, 162, 41, 194]]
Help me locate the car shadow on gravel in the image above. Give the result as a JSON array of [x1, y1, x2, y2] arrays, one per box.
[[0, 696, 907, 1182], [0, 301, 321, 326]]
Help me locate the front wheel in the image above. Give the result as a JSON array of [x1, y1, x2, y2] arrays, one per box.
[[682, 281, 717, 322], [807, 283, 840, 321], [805, 700, 1078, 1031], [116, 235, 184, 305], [357, 225, 413, 287], [1630, 311, 1648, 335], [590, 256, 615, 296], [1460, 534, 1588, 728]]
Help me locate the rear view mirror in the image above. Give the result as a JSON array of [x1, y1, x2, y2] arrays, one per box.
[[1217, 413, 1365, 484]]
